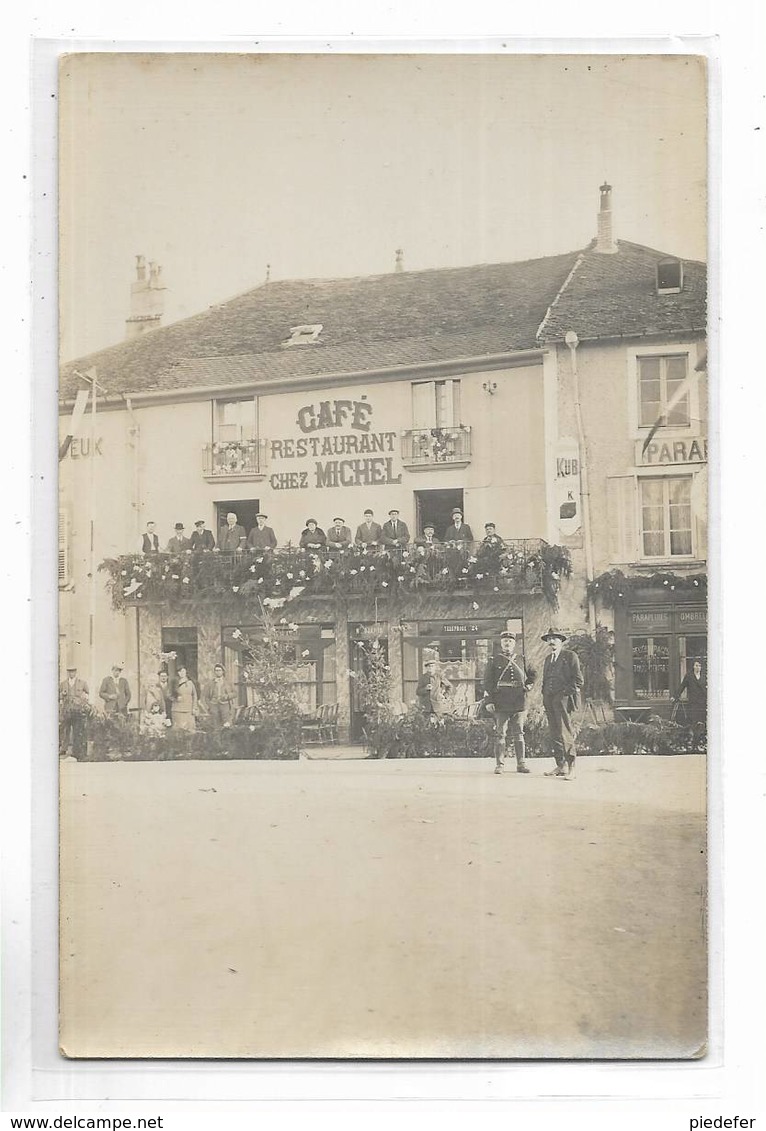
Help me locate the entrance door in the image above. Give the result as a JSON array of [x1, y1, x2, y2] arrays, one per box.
[[349, 628, 389, 742], [215, 499, 261, 541], [161, 627, 199, 685], [414, 488, 464, 542]]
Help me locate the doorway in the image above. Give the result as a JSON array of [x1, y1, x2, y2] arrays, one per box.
[[414, 488, 464, 541], [215, 499, 261, 541], [161, 627, 199, 685]]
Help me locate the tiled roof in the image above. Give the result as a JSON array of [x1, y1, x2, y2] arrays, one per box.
[[60, 242, 706, 402], [536, 241, 707, 343]]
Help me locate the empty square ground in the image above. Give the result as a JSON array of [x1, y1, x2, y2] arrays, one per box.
[[60, 754, 706, 1059]]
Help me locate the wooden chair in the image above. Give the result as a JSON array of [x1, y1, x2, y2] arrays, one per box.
[[320, 703, 339, 744], [300, 705, 324, 744]]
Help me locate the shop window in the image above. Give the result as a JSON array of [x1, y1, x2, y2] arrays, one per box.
[[640, 476, 693, 559], [638, 355, 690, 429], [630, 635, 671, 700], [679, 634, 707, 681], [214, 398, 257, 443], [411, 379, 461, 429]]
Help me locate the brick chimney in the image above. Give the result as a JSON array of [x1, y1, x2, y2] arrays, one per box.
[[125, 254, 166, 339], [595, 183, 618, 254]]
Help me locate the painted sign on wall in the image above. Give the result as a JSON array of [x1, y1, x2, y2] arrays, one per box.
[[555, 437, 582, 536], [269, 396, 402, 490]]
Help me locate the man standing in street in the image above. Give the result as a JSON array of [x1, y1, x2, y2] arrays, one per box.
[[59, 665, 90, 760], [483, 631, 535, 774], [541, 628, 584, 779], [203, 663, 238, 728], [99, 663, 132, 718]]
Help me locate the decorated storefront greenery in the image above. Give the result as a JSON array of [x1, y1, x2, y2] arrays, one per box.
[[100, 540, 573, 611], [587, 568, 707, 607]]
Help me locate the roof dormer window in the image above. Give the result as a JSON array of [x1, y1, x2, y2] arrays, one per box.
[[283, 323, 323, 347], [656, 258, 684, 295]]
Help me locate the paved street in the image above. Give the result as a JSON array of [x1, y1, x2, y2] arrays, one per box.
[[60, 754, 707, 1059]]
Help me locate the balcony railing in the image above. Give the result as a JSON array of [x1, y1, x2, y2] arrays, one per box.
[[401, 425, 472, 469], [202, 439, 269, 480], [102, 538, 567, 609]]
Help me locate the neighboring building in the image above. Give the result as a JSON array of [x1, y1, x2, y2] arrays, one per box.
[[59, 186, 707, 735]]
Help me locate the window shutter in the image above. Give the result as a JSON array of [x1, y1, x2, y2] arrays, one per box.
[[690, 466, 708, 560], [606, 476, 638, 564], [447, 379, 460, 426], [58, 510, 70, 587], [412, 382, 435, 428]]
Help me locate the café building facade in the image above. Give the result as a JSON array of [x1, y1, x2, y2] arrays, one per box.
[[59, 186, 708, 735]]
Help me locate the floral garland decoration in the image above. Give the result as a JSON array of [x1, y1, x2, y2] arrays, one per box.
[[587, 568, 707, 607]]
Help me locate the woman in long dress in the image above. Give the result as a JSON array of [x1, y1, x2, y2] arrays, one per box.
[[172, 666, 199, 732]]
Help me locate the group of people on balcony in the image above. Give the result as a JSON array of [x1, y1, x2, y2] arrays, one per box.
[[139, 508, 510, 557]]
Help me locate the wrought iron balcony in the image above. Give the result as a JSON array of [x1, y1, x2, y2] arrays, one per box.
[[401, 425, 472, 469], [202, 439, 269, 480], [102, 538, 568, 609]]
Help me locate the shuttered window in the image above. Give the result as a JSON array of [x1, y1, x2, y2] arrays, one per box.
[[58, 510, 70, 587], [411, 380, 461, 428], [605, 476, 639, 564]]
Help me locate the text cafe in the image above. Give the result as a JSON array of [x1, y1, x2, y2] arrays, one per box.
[[613, 591, 707, 713]]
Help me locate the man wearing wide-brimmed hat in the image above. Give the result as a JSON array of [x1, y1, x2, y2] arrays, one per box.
[[540, 628, 583, 779]]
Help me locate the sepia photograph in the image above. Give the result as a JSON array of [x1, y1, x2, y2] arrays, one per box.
[[57, 52, 708, 1059]]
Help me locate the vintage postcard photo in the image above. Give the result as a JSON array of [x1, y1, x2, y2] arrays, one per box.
[[57, 52, 708, 1058]]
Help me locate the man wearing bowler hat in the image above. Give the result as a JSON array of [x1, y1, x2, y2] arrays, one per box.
[[166, 522, 191, 554], [247, 513, 277, 551], [327, 517, 352, 550], [381, 508, 410, 548], [483, 631, 536, 774], [541, 628, 584, 779]]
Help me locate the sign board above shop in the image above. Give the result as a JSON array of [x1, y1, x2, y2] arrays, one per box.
[[636, 436, 707, 466], [628, 606, 707, 633], [418, 620, 507, 636]]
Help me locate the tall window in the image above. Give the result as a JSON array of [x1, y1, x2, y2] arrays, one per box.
[[638, 355, 690, 428], [411, 379, 461, 429], [640, 477, 693, 558], [214, 398, 256, 443]]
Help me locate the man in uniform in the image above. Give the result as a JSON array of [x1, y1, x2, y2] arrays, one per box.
[[541, 628, 584, 779], [483, 631, 535, 774]]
